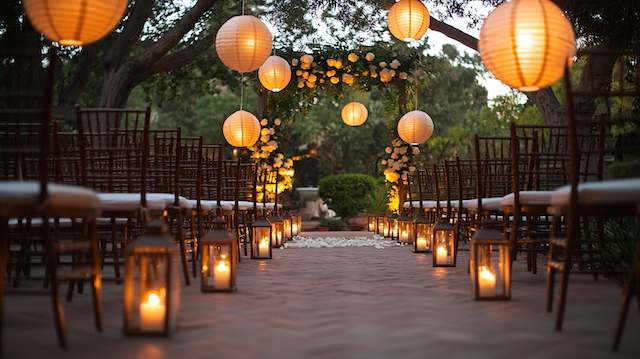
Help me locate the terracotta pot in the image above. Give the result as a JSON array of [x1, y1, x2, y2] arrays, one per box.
[[348, 215, 367, 230]]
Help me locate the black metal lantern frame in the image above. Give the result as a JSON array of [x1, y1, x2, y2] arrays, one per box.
[[470, 229, 511, 300], [413, 215, 432, 253], [282, 215, 293, 242], [251, 218, 273, 259], [432, 222, 457, 267], [200, 229, 237, 293], [123, 221, 181, 336], [388, 214, 399, 241], [398, 215, 413, 244]]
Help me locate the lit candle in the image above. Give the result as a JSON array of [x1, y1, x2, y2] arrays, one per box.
[[401, 230, 408, 242], [214, 258, 231, 289], [478, 266, 497, 297], [436, 245, 448, 264], [259, 237, 270, 257], [140, 291, 165, 332], [292, 223, 299, 235], [416, 236, 427, 251]]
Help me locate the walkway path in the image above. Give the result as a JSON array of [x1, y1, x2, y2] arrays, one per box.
[[5, 232, 639, 358]]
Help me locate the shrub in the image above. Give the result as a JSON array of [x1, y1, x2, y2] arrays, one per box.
[[319, 218, 348, 231], [318, 173, 377, 219]]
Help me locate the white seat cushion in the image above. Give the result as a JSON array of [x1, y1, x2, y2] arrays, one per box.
[[403, 200, 438, 209], [97, 193, 166, 212], [464, 197, 504, 211], [9, 217, 75, 228], [501, 191, 554, 207], [551, 178, 640, 207], [147, 193, 193, 210], [0, 181, 100, 214]]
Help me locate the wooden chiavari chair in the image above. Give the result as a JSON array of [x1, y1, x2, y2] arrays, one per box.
[[180, 136, 204, 277], [0, 50, 102, 348], [545, 51, 640, 344]]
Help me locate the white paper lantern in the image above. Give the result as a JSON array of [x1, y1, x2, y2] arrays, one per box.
[[397, 110, 433, 144], [258, 55, 292, 92], [387, 0, 430, 42], [341, 102, 368, 127], [478, 0, 576, 91], [22, 0, 127, 46], [223, 110, 261, 147], [215, 15, 273, 73]]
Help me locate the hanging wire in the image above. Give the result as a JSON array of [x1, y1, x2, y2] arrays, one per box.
[[414, 62, 419, 111], [241, 0, 245, 15], [240, 74, 245, 110]]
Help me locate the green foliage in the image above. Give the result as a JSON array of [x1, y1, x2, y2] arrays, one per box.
[[601, 218, 640, 276], [319, 218, 348, 231], [318, 173, 377, 218], [365, 179, 388, 213]]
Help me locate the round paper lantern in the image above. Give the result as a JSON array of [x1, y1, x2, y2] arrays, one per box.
[[22, 0, 127, 46], [215, 15, 273, 73], [341, 102, 368, 127], [258, 56, 291, 92], [397, 110, 433, 144], [387, 0, 430, 42], [478, 0, 576, 91], [223, 110, 261, 147]]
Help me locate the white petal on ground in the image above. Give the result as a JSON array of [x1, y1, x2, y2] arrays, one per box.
[[284, 235, 400, 249]]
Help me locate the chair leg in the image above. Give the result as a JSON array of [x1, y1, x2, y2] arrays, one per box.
[[613, 272, 634, 351], [175, 210, 190, 286], [88, 219, 102, 332], [555, 260, 572, 331], [0, 217, 8, 354], [43, 218, 67, 348]]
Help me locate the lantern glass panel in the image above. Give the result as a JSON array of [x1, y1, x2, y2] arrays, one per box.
[[368, 215, 377, 232], [283, 217, 292, 241], [251, 220, 272, 259], [399, 218, 413, 243], [414, 221, 432, 253], [271, 219, 284, 248], [470, 235, 511, 300], [377, 216, 389, 237], [201, 239, 236, 292], [124, 237, 180, 336], [433, 224, 456, 267], [389, 217, 399, 240]]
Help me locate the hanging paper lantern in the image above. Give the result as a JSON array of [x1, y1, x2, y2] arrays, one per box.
[[341, 102, 368, 127], [387, 0, 430, 42], [215, 15, 273, 73], [258, 55, 292, 92], [478, 0, 576, 91], [397, 110, 433, 144], [223, 110, 261, 147], [22, 0, 127, 46]]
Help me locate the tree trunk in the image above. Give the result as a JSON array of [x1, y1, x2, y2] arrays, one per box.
[[99, 65, 136, 107]]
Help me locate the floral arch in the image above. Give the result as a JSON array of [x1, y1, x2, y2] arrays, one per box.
[[251, 44, 427, 210]]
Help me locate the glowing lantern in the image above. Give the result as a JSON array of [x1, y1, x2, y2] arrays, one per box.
[[478, 0, 576, 91], [341, 102, 368, 127], [368, 215, 378, 232], [433, 222, 457, 267], [123, 221, 180, 336], [215, 15, 273, 73], [200, 217, 237, 292], [258, 55, 292, 92], [22, 0, 127, 46], [398, 215, 413, 244], [388, 214, 399, 241], [413, 215, 432, 253], [387, 0, 430, 42], [377, 215, 390, 237], [397, 110, 433, 145], [470, 229, 511, 300], [251, 218, 273, 259], [223, 110, 261, 147]]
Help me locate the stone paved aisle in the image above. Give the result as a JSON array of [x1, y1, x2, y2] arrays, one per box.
[[4, 232, 640, 358]]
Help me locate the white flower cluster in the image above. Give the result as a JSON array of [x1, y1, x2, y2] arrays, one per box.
[[381, 139, 420, 183]]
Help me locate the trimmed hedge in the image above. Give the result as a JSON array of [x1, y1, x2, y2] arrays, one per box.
[[318, 173, 377, 219]]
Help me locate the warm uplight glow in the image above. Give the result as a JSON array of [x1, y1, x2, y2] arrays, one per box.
[[259, 55, 292, 92], [259, 238, 270, 256], [223, 110, 261, 147], [387, 0, 430, 42], [215, 15, 273, 73], [416, 236, 428, 251], [341, 102, 368, 126], [140, 291, 165, 331], [397, 110, 433, 144], [22, 0, 127, 46], [214, 260, 231, 289], [478, 0, 576, 91]]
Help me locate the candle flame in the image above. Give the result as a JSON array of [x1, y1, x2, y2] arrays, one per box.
[[147, 292, 160, 305], [216, 261, 230, 272]]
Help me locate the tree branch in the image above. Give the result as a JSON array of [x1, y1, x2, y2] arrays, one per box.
[[135, 0, 216, 66], [429, 17, 478, 51], [133, 32, 215, 82], [105, 0, 156, 71]]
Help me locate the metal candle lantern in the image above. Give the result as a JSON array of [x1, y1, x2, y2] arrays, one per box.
[[470, 229, 511, 300], [388, 214, 399, 241], [413, 215, 432, 253], [123, 220, 181, 336], [432, 222, 457, 267], [368, 214, 378, 232], [200, 216, 237, 292], [398, 215, 413, 244]]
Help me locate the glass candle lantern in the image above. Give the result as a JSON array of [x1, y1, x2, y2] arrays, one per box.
[[388, 214, 399, 241], [413, 216, 432, 253], [293, 214, 302, 237], [398, 215, 413, 244], [124, 220, 181, 336], [282, 215, 292, 242], [432, 222, 457, 267], [251, 218, 273, 259], [367, 215, 378, 232], [200, 218, 237, 292], [377, 215, 389, 237], [270, 215, 284, 248], [470, 229, 511, 300]]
